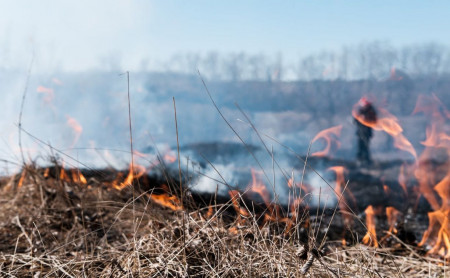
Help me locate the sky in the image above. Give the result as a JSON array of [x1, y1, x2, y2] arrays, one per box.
[[0, 1, 449, 72]]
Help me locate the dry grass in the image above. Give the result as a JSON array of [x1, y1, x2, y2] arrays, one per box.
[[0, 164, 448, 278]]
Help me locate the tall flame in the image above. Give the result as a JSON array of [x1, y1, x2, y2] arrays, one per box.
[[229, 190, 250, 218], [66, 116, 83, 148], [362, 205, 379, 247], [328, 166, 355, 227], [247, 168, 271, 208], [414, 94, 450, 258]]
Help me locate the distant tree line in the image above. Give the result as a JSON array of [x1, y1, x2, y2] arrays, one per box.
[[156, 41, 450, 81]]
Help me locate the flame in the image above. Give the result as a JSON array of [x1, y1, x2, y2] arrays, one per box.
[[353, 99, 417, 159], [328, 166, 354, 227], [133, 150, 148, 158], [311, 125, 342, 157], [413, 94, 449, 119], [287, 177, 310, 194], [43, 168, 50, 178], [71, 169, 87, 184], [362, 205, 379, 248], [413, 94, 449, 210], [413, 94, 450, 258], [418, 174, 450, 258], [164, 153, 177, 164], [60, 167, 70, 181], [229, 190, 250, 218], [385, 206, 401, 234], [17, 170, 26, 188], [150, 193, 183, 211], [246, 169, 294, 228], [247, 169, 271, 208], [66, 116, 83, 148], [205, 205, 214, 218], [112, 163, 146, 190], [36, 86, 54, 104]]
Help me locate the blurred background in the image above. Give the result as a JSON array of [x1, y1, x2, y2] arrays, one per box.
[[0, 1, 449, 199]]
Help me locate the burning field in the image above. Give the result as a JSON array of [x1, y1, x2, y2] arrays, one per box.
[[0, 89, 449, 277]]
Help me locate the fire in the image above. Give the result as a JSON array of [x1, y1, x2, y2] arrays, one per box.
[[162, 146, 177, 164], [287, 177, 310, 194], [229, 190, 250, 218], [205, 205, 214, 218], [352, 99, 417, 159], [112, 163, 146, 190], [247, 169, 271, 208], [362, 205, 379, 248], [164, 153, 177, 164], [328, 166, 354, 227], [150, 193, 183, 211], [418, 174, 450, 258], [311, 125, 342, 157], [66, 116, 83, 148], [43, 168, 50, 178], [385, 206, 401, 234], [36, 85, 54, 104], [17, 170, 26, 188], [60, 167, 69, 181], [71, 169, 87, 184], [413, 94, 450, 258]]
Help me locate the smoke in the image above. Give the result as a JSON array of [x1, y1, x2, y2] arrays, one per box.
[[192, 163, 236, 194]]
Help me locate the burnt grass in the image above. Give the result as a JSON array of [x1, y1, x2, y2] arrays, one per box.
[[0, 163, 448, 277]]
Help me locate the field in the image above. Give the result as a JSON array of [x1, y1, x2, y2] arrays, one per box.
[[0, 163, 447, 278]]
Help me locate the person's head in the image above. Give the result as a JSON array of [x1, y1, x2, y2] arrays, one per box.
[[359, 97, 371, 107]]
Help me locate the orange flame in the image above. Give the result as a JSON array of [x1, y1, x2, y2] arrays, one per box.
[[71, 169, 87, 184], [418, 174, 450, 258], [164, 153, 177, 164], [43, 168, 50, 178], [362, 205, 379, 248], [247, 169, 271, 208], [414, 94, 450, 258], [112, 163, 146, 190], [150, 193, 183, 211], [205, 205, 214, 218], [287, 177, 310, 194], [386, 206, 401, 234], [66, 116, 83, 148], [17, 170, 26, 188], [311, 125, 342, 157], [328, 166, 354, 227], [229, 190, 250, 218], [60, 167, 70, 181]]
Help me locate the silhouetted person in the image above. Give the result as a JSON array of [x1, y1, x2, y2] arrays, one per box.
[[354, 98, 377, 165]]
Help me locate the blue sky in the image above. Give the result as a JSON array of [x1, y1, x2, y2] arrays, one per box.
[[0, 0, 449, 71]]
